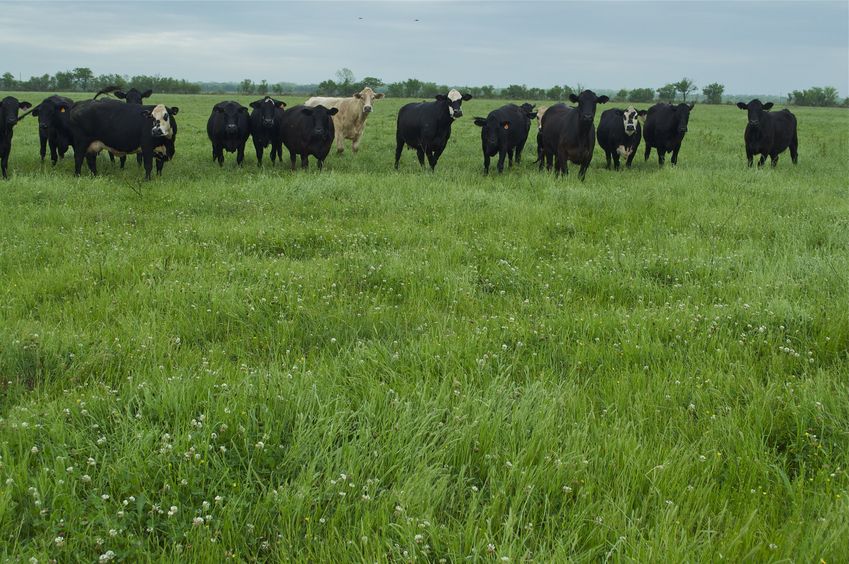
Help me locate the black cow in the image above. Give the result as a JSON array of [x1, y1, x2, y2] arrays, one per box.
[[537, 103, 570, 171], [597, 106, 647, 170], [549, 90, 609, 180], [394, 89, 472, 171], [736, 99, 798, 167], [111, 88, 152, 168], [66, 99, 179, 180], [643, 102, 694, 166], [249, 96, 287, 166], [207, 101, 251, 166], [31, 95, 73, 166], [1, 96, 33, 179], [473, 103, 537, 174], [279, 104, 338, 170]]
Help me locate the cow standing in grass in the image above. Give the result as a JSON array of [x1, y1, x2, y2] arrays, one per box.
[[280, 104, 338, 170], [473, 103, 537, 174], [394, 89, 472, 171], [207, 101, 251, 166], [1, 96, 33, 179], [643, 102, 694, 166], [32, 95, 73, 166], [736, 99, 798, 167], [305, 87, 384, 155], [249, 96, 287, 166], [544, 90, 608, 180], [597, 106, 647, 170]]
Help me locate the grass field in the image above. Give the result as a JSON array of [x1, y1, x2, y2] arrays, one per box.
[[1, 91, 848, 562]]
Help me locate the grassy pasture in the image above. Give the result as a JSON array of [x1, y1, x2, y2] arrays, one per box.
[[0, 91, 848, 562]]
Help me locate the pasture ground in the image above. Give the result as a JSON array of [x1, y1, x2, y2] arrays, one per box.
[[1, 92, 848, 561]]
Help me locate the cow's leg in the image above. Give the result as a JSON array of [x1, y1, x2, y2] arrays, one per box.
[[300, 155, 309, 169], [289, 150, 297, 171], [119, 155, 127, 169], [515, 143, 524, 164], [613, 152, 621, 171], [136, 154, 142, 167], [86, 154, 98, 176], [39, 134, 47, 163], [483, 152, 490, 175], [507, 149, 514, 168], [545, 153, 553, 172], [50, 140, 59, 166], [757, 154, 766, 167], [789, 133, 799, 164], [746, 148, 754, 167], [316, 158, 324, 171], [578, 162, 589, 181], [142, 152, 153, 180], [625, 150, 636, 169], [657, 150, 665, 167], [108, 152, 115, 165], [770, 153, 779, 167], [671, 146, 681, 166], [644, 144, 652, 161], [336, 132, 346, 154], [254, 140, 264, 167], [155, 157, 165, 176], [73, 146, 85, 177], [604, 151, 612, 169], [429, 145, 446, 171], [416, 148, 425, 168], [394, 135, 404, 170], [214, 145, 224, 167], [351, 134, 362, 154], [236, 144, 245, 167], [497, 149, 507, 174], [0, 152, 8, 179]]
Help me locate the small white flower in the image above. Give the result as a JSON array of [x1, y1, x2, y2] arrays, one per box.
[[414, 534, 424, 544], [99, 550, 116, 563], [101, 494, 110, 501], [54, 536, 65, 547], [193, 517, 204, 527], [31, 446, 39, 454], [108, 528, 118, 537], [168, 505, 178, 517], [214, 495, 224, 504]]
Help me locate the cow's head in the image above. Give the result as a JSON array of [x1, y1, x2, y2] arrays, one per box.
[[143, 104, 179, 138], [536, 106, 549, 131], [31, 97, 72, 131], [519, 102, 538, 122], [436, 89, 472, 119], [569, 90, 609, 124], [673, 102, 695, 133], [353, 87, 385, 114], [116, 88, 153, 105], [1, 97, 32, 127], [622, 106, 647, 135], [250, 97, 287, 129], [736, 99, 772, 129], [214, 102, 248, 134], [300, 105, 339, 140], [473, 115, 509, 151]]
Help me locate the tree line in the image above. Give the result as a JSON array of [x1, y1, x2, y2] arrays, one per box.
[[2, 67, 846, 107]]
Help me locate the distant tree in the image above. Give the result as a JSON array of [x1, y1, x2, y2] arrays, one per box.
[[239, 79, 254, 94], [546, 85, 563, 100], [272, 83, 284, 95], [317, 79, 337, 96], [72, 67, 94, 90], [527, 87, 545, 100], [844, 97, 849, 108], [420, 82, 440, 97], [386, 82, 405, 98], [657, 83, 677, 102], [479, 85, 495, 98], [54, 71, 74, 91], [402, 78, 423, 97], [674, 77, 697, 102], [562, 85, 575, 99], [257, 80, 269, 95], [614, 88, 629, 102], [702, 82, 725, 104], [504, 84, 528, 99], [358, 76, 384, 89], [335, 68, 355, 91], [789, 86, 840, 107], [1, 72, 16, 90], [628, 88, 654, 103]]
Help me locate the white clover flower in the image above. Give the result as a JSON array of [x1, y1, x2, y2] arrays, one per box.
[[168, 505, 178, 517], [98, 550, 116, 563], [54, 536, 65, 547], [31, 446, 39, 454], [82, 474, 92, 483], [108, 528, 117, 537], [193, 517, 204, 527]]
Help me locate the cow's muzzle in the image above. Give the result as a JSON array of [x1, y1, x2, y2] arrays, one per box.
[[453, 109, 463, 118], [151, 127, 166, 137], [625, 125, 636, 133], [581, 114, 593, 122], [748, 120, 759, 127], [225, 124, 238, 134], [363, 106, 372, 113], [262, 119, 274, 128]]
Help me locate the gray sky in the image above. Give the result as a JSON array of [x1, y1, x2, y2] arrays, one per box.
[[1, 1, 847, 95]]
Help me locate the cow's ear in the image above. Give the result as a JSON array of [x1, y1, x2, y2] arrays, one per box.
[[637, 110, 648, 117], [115, 91, 127, 99], [214, 105, 224, 113], [277, 101, 287, 109], [141, 90, 153, 99], [19, 102, 32, 110], [170, 107, 179, 115], [374, 93, 385, 99], [569, 93, 579, 103], [688, 102, 695, 110], [435, 94, 447, 101], [597, 95, 609, 104], [301, 108, 314, 116], [528, 112, 538, 119], [250, 100, 263, 109], [353, 93, 363, 99], [473, 117, 486, 127], [763, 102, 774, 110], [327, 107, 339, 116], [31, 107, 40, 116], [141, 109, 153, 118], [239, 106, 249, 113], [462, 93, 473, 101], [736, 102, 747, 110]]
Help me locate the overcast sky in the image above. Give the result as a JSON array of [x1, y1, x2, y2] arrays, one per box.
[[1, 1, 847, 95]]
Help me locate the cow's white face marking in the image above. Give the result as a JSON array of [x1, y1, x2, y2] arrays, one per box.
[[447, 88, 463, 118], [151, 104, 173, 138], [622, 105, 639, 136]]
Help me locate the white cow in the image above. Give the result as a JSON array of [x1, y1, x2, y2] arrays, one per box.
[[304, 86, 385, 154]]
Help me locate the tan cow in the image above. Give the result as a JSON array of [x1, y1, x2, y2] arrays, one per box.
[[304, 87, 385, 154]]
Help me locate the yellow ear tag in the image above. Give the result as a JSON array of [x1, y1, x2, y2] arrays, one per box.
[[60, 108, 66, 112]]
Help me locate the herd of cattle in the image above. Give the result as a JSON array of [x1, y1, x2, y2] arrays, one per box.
[[1, 86, 799, 180]]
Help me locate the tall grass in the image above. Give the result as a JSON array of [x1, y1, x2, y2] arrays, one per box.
[[1, 92, 847, 561]]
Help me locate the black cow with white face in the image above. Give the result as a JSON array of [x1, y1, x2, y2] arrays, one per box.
[[1, 96, 33, 179], [249, 96, 287, 166], [394, 89, 472, 171], [597, 106, 647, 170], [473, 103, 537, 174], [31, 95, 74, 165], [736, 99, 798, 167], [206, 101, 251, 166], [66, 99, 179, 180], [550, 90, 609, 180], [279, 104, 338, 170], [643, 102, 694, 166]]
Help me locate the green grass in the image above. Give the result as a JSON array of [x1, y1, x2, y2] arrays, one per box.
[[1, 91, 848, 562]]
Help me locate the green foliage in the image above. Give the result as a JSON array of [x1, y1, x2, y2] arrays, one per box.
[[702, 82, 725, 104], [657, 83, 677, 102], [239, 79, 254, 95], [628, 88, 655, 103], [674, 77, 698, 102], [0, 93, 848, 562], [0, 68, 201, 94], [615, 88, 629, 102], [789, 86, 840, 107]]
